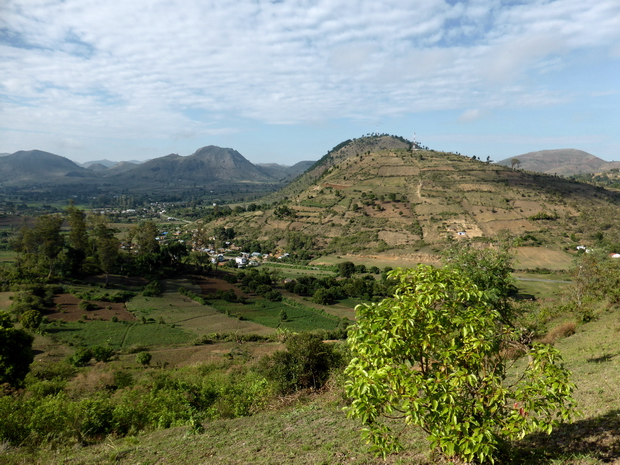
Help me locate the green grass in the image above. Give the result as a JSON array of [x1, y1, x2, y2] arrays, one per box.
[[0, 396, 430, 465], [514, 279, 570, 301], [42, 319, 193, 350], [261, 264, 336, 279], [210, 298, 340, 332], [7, 306, 620, 465]]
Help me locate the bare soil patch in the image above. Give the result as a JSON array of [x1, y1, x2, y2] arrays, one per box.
[[322, 182, 348, 190], [46, 293, 136, 322], [193, 276, 241, 295]]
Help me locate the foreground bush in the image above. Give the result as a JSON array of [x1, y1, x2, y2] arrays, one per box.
[[0, 363, 270, 448], [345, 266, 576, 463], [257, 332, 344, 395]]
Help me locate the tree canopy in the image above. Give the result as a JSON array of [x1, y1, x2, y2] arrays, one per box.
[[345, 265, 575, 463], [0, 311, 34, 386]]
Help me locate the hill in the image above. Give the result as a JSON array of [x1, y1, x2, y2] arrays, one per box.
[[81, 159, 117, 169], [84, 162, 109, 172], [497, 149, 620, 175], [0, 150, 96, 184], [0, 146, 290, 199], [106, 146, 278, 187], [105, 160, 139, 174], [257, 160, 315, 182], [201, 136, 620, 263]]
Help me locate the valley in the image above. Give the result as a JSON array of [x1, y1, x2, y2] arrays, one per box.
[[1, 135, 620, 464]]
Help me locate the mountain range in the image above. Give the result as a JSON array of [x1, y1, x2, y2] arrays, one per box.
[[0, 147, 315, 191], [497, 149, 620, 175]]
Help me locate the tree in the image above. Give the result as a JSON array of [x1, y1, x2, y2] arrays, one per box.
[[511, 158, 521, 170], [257, 333, 341, 395], [90, 220, 120, 286], [441, 241, 517, 324], [12, 215, 64, 278], [20, 309, 43, 330], [129, 221, 160, 255], [65, 204, 89, 275], [565, 251, 620, 321], [337, 261, 356, 278], [136, 351, 152, 367], [91, 345, 115, 362], [0, 311, 34, 386], [312, 287, 331, 305], [345, 266, 575, 463]]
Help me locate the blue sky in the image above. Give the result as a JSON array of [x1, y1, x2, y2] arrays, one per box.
[[1, 0, 619, 165]]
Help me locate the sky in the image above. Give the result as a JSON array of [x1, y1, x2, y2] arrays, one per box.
[[1, 0, 619, 166]]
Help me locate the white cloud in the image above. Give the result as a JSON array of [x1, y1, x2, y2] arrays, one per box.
[[1, 0, 619, 160], [458, 108, 486, 123]]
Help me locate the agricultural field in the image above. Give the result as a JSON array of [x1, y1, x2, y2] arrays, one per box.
[[8, 268, 620, 465]]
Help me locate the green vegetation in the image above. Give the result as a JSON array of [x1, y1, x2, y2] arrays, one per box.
[[257, 333, 344, 395], [0, 310, 34, 386], [44, 320, 193, 350], [3, 136, 620, 463], [346, 265, 575, 463]]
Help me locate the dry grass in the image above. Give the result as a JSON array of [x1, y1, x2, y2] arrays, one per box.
[[538, 321, 577, 345]]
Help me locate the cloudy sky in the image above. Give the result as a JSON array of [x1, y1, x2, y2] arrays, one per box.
[[1, 0, 619, 165]]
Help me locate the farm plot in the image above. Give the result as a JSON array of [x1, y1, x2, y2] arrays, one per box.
[[208, 298, 340, 332], [46, 293, 136, 322], [128, 278, 275, 336], [43, 319, 193, 350]]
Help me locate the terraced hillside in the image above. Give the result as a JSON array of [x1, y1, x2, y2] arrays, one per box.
[[196, 135, 620, 266]]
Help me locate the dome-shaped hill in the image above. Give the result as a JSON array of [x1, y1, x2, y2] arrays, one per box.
[[0, 150, 94, 183], [202, 136, 620, 263]]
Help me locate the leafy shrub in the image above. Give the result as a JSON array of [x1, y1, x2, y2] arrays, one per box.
[[136, 351, 152, 367], [257, 332, 342, 395], [528, 211, 558, 220], [0, 315, 34, 386], [109, 291, 136, 302], [91, 345, 115, 363], [69, 348, 93, 367], [143, 281, 163, 297], [20, 309, 43, 330], [112, 370, 133, 389], [346, 265, 576, 463], [264, 290, 282, 302], [78, 300, 97, 311]]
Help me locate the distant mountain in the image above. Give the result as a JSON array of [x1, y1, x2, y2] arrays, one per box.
[[497, 149, 620, 175], [85, 163, 109, 172], [81, 159, 117, 169], [111, 146, 275, 185], [0, 150, 95, 183], [105, 161, 139, 174], [257, 160, 315, 181]]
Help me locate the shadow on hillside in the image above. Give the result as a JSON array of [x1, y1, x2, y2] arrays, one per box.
[[511, 409, 620, 464]]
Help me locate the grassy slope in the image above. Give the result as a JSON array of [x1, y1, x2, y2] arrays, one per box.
[[7, 303, 620, 465], [203, 137, 620, 268]]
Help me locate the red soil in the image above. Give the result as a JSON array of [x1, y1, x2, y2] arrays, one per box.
[[46, 294, 136, 322]]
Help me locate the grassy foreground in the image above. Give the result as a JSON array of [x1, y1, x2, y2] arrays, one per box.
[[3, 303, 620, 465]]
